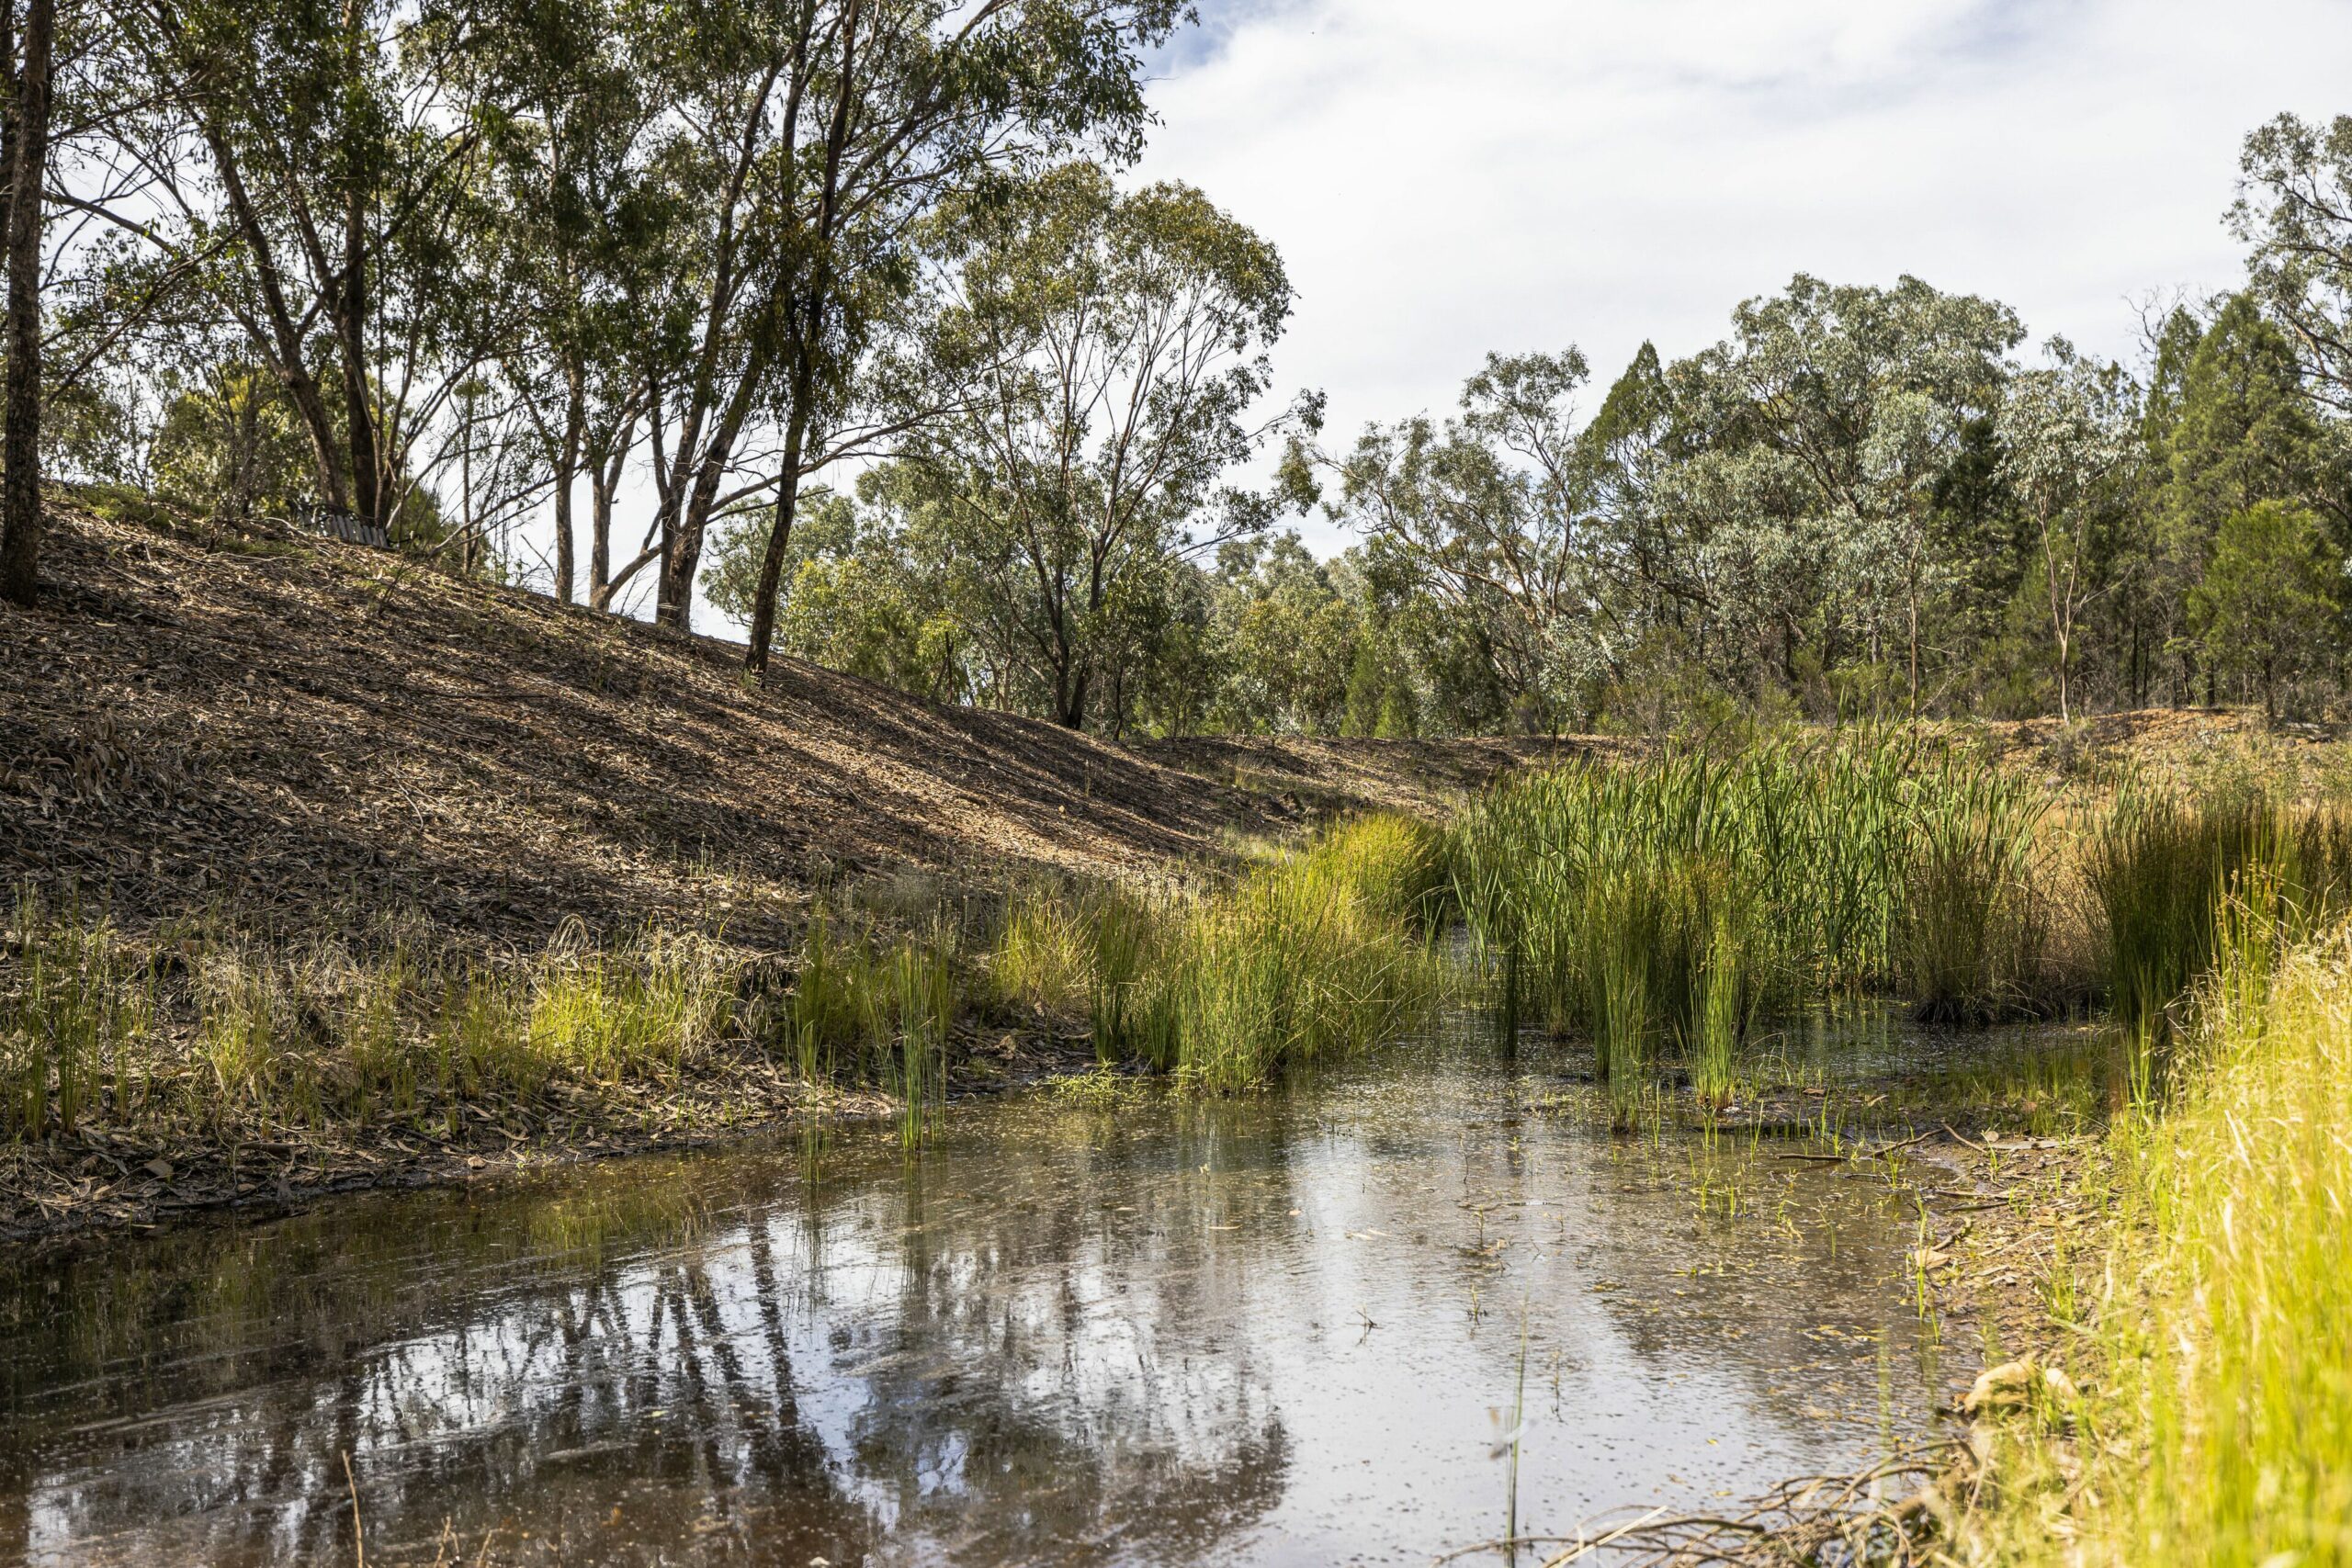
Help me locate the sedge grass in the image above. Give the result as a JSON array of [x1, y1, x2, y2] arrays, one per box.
[[981, 816, 1451, 1092]]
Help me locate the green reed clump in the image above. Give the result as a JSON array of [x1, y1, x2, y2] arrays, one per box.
[[1894, 763, 2059, 1023], [979, 816, 1447, 1088], [786, 907, 871, 1083], [1086, 891, 1173, 1067], [1691, 888, 1763, 1110], [2088, 788, 2352, 1039], [989, 886, 1096, 1018], [433, 968, 537, 1105], [194, 943, 304, 1118], [989, 880, 1172, 1064], [1298, 813, 1453, 934], [1169, 825, 1447, 1094], [1452, 730, 2073, 1096], [0, 893, 794, 1143], [782, 906, 964, 1123], [881, 925, 958, 1146]]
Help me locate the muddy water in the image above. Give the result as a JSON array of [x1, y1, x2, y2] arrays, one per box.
[[0, 1044, 1949, 1566]]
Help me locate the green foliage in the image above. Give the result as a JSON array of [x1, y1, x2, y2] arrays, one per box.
[[148, 365, 318, 525], [885, 160, 1309, 731], [2188, 501, 2344, 718]]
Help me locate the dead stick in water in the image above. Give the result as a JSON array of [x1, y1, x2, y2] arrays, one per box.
[[344, 1450, 366, 1568]]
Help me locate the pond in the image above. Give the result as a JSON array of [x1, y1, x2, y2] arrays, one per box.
[[0, 1038, 1954, 1566]]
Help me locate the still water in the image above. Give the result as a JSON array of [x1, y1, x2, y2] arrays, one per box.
[[0, 1043, 1947, 1565]]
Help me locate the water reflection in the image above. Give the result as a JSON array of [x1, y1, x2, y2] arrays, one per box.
[[0, 1045, 1949, 1565]]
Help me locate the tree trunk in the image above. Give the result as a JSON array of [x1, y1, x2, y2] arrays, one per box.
[[336, 224, 378, 529], [585, 415, 630, 610], [2055, 628, 2071, 722], [1905, 585, 1920, 718], [0, 0, 51, 608], [744, 347, 819, 671], [335, 0, 381, 533], [654, 364, 763, 630], [742, 423, 808, 674], [199, 129, 350, 514], [552, 369, 582, 604]]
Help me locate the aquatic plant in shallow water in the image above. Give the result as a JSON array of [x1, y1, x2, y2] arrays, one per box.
[[1169, 860, 1443, 1094], [1451, 730, 2091, 1093]]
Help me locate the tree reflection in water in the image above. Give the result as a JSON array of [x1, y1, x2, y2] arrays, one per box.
[[0, 1042, 1955, 1565]]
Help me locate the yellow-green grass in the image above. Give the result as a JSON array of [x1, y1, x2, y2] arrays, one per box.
[[1971, 918, 2352, 1565], [986, 815, 1452, 1092], [0, 903, 745, 1141], [0, 812, 1453, 1148]]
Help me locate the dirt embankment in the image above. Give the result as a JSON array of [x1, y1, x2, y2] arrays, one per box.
[[0, 501, 1534, 950]]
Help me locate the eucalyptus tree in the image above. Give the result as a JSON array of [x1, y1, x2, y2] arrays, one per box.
[[887, 162, 1306, 731], [1997, 341, 2140, 720], [725, 0, 1189, 662], [2236, 112, 2352, 416], [457, 0, 663, 604], [1317, 349, 1610, 728], [1663, 274, 2020, 713], [96, 0, 498, 545], [2188, 499, 2343, 720], [585, 0, 1191, 635]]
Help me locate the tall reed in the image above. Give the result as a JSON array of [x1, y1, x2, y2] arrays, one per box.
[[981, 818, 1449, 1091], [1452, 730, 2072, 1095], [2086, 787, 2352, 1038], [1168, 852, 1442, 1093]]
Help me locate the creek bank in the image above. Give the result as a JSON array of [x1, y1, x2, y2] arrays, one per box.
[[0, 1022, 1105, 1246]]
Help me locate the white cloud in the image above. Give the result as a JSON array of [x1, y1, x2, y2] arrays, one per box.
[[1138, 0, 2352, 553]]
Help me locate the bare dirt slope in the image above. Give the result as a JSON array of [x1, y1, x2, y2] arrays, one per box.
[[0, 500, 1340, 946]]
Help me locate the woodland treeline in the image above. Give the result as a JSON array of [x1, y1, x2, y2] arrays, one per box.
[[15, 4, 2352, 734]]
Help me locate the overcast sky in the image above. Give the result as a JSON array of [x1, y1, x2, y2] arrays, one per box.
[[1136, 0, 2352, 555]]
